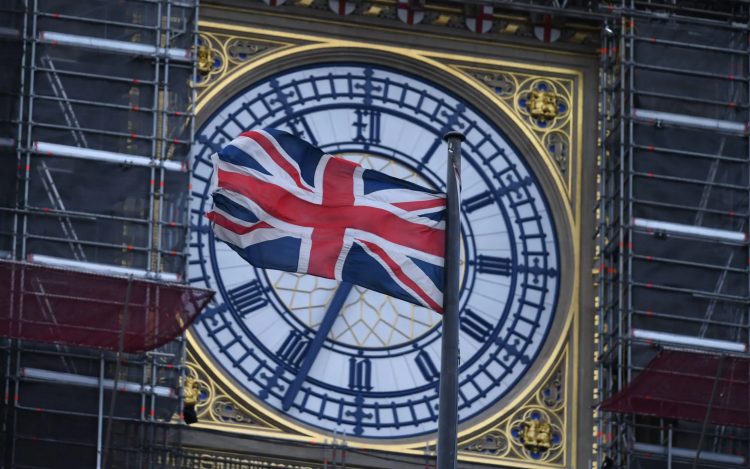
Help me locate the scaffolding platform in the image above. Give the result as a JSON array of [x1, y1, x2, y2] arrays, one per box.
[[0, 0, 200, 467], [0, 259, 211, 353], [597, 1, 750, 467]]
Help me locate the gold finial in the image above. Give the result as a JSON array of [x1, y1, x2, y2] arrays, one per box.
[[521, 419, 552, 452], [527, 90, 559, 121], [197, 45, 212, 76]]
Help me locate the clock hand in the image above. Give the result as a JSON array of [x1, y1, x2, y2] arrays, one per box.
[[282, 281, 354, 411]]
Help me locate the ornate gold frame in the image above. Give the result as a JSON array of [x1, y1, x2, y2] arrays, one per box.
[[187, 19, 584, 468]]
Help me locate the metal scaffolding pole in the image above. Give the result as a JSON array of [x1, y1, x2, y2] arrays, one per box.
[[598, 1, 750, 467], [2, 1, 199, 467]]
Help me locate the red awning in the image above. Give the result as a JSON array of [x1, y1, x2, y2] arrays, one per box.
[[0, 259, 213, 353], [600, 350, 750, 428]]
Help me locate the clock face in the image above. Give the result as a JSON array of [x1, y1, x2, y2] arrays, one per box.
[[189, 63, 561, 439]]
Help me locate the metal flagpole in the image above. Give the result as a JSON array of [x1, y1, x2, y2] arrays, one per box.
[[437, 130, 464, 469]]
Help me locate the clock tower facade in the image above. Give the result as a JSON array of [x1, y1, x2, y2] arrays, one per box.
[[182, 3, 598, 468]]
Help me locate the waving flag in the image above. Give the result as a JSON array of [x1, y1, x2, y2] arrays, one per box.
[[207, 129, 446, 312]]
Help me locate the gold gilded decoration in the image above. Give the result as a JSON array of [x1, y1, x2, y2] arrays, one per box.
[[509, 408, 564, 463], [197, 45, 213, 75], [183, 376, 200, 405], [459, 348, 568, 466], [432, 14, 452, 26], [363, 5, 384, 16], [183, 349, 285, 433], [193, 34, 226, 89], [517, 81, 570, 129], [502, 23, 521, 34], [466, 66, 576, 190], [522, 420, 552, 452], [193, 32, 283, 99], [527, 90, 560, 122]]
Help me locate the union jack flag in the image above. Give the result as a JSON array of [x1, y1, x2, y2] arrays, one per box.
[[207, 129, 446, 312]]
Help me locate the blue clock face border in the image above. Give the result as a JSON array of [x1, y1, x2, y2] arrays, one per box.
[[188, 62, 562, 439]]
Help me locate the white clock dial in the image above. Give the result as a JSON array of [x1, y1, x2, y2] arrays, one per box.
[[189, 63, 561, 439]]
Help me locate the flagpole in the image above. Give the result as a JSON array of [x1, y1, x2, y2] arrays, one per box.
[[437, 130, 464, 469]]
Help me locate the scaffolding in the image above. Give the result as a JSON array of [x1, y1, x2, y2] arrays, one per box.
[[0, 0, 200, 467], [597, 1, 750, 468]]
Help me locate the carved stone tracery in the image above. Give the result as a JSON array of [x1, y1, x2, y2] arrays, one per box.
[[460, 348, 569, 467], [193, 32, 277, 98], [467, 67, 575, 186], [184, 349, 283, 432]]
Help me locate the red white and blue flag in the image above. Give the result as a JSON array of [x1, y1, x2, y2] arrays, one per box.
[[207, 129, 446, 312]]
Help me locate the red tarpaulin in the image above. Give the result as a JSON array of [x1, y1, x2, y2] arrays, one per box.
[[0, 259, 213, 353], [601, 350, 750, 428]]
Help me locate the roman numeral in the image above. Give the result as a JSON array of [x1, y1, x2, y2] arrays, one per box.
[[227, 280, 267, 318], [353, 109, 381, 145], [192, 153, 214, 170], [287, 116, 318, 146], [276, 330, 310, 369], [200, 301, 228, 325], [269, 78, 294, 115], [348, 357, 373, 391], [463, 190, 495, 213], [476, 255, 513, 276], [461, 308, 493, 343], [415, 350, 439, 382], [196, 134, 225, 154]]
